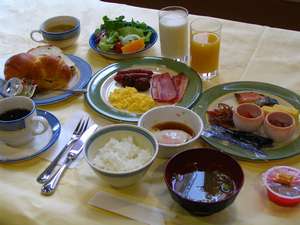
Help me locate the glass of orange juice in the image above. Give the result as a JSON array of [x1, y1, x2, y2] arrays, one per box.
[[190, 18, 222, 80]]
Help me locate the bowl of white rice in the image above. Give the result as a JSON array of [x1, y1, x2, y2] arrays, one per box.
[[84, 124, 158, 188]]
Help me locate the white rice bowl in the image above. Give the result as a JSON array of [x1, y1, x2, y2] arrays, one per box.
[[84, 124, 158, 188], [92, 136, 152, 172]]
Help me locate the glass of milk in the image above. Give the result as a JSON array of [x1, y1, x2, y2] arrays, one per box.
[[159, 6, 188, 63]]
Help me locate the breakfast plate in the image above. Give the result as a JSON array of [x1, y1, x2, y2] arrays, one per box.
[[193, 81, 300, 161], [85, 57, 202, 122], [0, 54, 92, 105], [0, 109, 61, 163]]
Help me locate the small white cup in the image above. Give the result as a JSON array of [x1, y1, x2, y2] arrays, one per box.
[[232, 103, 265, 132], [30, 16, 80, 48], [0, 96, 49, 147], [264, 111, 296, 142]]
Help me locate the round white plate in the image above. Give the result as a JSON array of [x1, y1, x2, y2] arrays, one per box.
[[0, 109, 61, 163]]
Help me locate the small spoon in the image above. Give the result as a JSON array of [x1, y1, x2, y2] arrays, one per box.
[[1, 78, 24, 97], [1, 78, 86, 97]]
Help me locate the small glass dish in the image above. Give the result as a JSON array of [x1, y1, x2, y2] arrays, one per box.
[[262, 166, 300, 206]]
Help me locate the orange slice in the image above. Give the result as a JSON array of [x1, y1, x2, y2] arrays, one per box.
[[121, 39, 145, 54]]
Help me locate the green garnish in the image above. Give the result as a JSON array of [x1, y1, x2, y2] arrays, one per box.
[[96, 15, 153, 52]]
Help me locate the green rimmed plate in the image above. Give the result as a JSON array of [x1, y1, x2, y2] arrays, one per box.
[[192, 81, 300, 161], [85, 57, 202, 122]]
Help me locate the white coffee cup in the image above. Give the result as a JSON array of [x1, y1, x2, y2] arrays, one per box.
[[30, 16, 80, 48], [0, 96, 49, 147]]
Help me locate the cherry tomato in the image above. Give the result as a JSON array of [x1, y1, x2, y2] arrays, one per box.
[[114, 42, 123, 53]]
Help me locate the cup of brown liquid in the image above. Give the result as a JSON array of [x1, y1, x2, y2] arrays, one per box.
[[0, 96, 49, 147], [30, 16, 80, 48]]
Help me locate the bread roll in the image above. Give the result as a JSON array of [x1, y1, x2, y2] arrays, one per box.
[[4, 46, 76, 91], [4, 53, 36, 81], [28, 45, 75, 69]]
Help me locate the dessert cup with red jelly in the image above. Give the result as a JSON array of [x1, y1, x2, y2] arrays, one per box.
[[262, 166, 300, 206]]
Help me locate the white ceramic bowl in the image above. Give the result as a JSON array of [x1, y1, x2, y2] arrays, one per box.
[[138, 105, 204, 158], [84, 124, 158, 188]]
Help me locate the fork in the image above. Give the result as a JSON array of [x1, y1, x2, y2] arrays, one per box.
[[36, 118, 89, 183], [41, 124, 97, 195]]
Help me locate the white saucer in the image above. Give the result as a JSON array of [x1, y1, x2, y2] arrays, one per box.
[[0, 110, 61, 163]]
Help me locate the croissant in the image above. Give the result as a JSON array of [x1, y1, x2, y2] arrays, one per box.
[[4, 47, 75, 91]]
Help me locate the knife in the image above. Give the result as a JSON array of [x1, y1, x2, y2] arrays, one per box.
[[41, 124, 98, 195]]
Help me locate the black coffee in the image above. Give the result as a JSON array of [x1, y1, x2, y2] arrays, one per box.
[[0, 109, 31, 121]]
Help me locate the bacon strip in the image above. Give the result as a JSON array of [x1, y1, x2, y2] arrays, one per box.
[[151, 73, 177, 102], [172, 73, 189, 102]]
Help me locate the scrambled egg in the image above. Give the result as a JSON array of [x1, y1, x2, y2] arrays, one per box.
[[262, 104, 299, 121], [109, 87, 155, 114]]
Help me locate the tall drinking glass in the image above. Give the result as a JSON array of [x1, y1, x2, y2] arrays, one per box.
[[159, 6, 188, 63], [190, 18, 222, 80]]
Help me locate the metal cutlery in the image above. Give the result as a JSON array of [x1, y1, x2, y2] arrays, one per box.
[[0, 78, 86, 98], [37, 118, 89, 184], [52, 88, 87, 94], [41, 124, 98, 195]]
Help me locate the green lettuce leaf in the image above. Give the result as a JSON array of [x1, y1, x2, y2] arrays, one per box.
[[118, 26, 144, 37], [98, 31, 119, 51], [96, 15, 153, 52]]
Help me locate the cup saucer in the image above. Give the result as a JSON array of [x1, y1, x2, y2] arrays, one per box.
[[0, 109, 61, 163]]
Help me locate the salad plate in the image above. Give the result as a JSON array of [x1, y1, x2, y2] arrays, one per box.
[[85, 56, 202, 123], [0, 55, 92, 105], [193, 81, 300, 161], [0, 109, 61, 163], [89, 16, 158, 59]]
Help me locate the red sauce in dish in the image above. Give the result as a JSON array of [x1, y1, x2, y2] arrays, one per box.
[[236, 103, 262, 119], [269, 119, 291, 128], [240, 111, 257, 118]]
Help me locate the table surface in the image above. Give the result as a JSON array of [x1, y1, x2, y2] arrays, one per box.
[[0, 0, 300, 225]]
